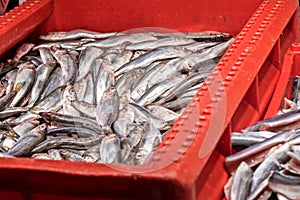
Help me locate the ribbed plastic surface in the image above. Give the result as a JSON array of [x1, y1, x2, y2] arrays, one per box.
[[0, 0, 298, 199]]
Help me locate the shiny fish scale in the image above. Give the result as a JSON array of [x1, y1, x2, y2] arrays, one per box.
[[0, 29, 232, 165]]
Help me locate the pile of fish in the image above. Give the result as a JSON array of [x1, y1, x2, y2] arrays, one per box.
[[0, 29, 233, 164], [224, 89, 300, 200]]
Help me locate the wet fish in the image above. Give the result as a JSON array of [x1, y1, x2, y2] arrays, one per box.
[[76, 46, 104, 81], [115, 68, 146, 107], [0, 79, 7, 98], [0, 107, 29, 120], [40, 111, 101, 133], [5, 69, 18, 94], [247, 143, 291, 200], [32, 86, 65, 113], [13, 43, 35, 62], [95, 87, 120, 134], [32, 135, 104, 153], [158, 72, 206, 104], [268, 171, 300, 200], [146, 105, 179, 125], [112, 104, 134, 138], [136, 80, 176, 107], [95, 59, 115, 104], [40, 29, 117, 41], [39, 67, 64, 100], [230, 162, 253, 200], [39, 47, 55, 63], [84, 32, 157, 48], [50, 46, 78, 85], [8, 123, 47, 156], [71, 100, 96, 119], [231, 131, 277, 148], [47, 126, 100, 138], [125, 36, 195, 51], [0, 91, 16, 111], [243, 108, 300, 132], [136, 123, 162, 164], [27, 62, 57, 107], [99, 134, 120, 163], [225, 130, 296, 174], [115, 46, 192, 76], [128, 102, 165, 130], [10, 62, 36, 107]]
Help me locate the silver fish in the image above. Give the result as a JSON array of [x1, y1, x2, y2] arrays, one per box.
[[225, 130, 295, 174], [158, 72, 206, 104], [183, 41, 218, 52], [115, 68, 146, 108], [95, 87, 120, 134], [112, 51, 133, 71], [32, 135, 104, 153], [71, 100, 96, 119], [76, 46, 104, 81], [128, 102, 165, 130], [248, 143, 291, 200], [50, 46, 78, 85], [268, 171, 300, 200], [40, 29, 117, 41], [231, 131, 277, 148], [59, 149, 85, 162], [162, 96, 192, 111], [243, 108, 300, 132], [136, 80, 176, 107], [81, 72, 95, 105], [13, 43, 35, 62], [146, 58, 184, 89], [32, 86, 65, 113], [8, 123, 47, 156], [82, 144, 101, 162], [0, 107, 29, 120], [39, 67, 64, 100], [129, 62, 165, 101], [47, 126, 100, 138], [28, 62, 57, 107], [11, 120, 38, 138], [125, 36, 195, 51], [5, 69, 18, 94], [39, 47, 55, 63], [99, 134, 120, 164], [10, 62, 36, 107], [0, 91, 16, 111], [32, 153, 52, 160], [112, 104, 134, 138], [230, 162, 253, 200], [40, 111, 101, 133], [84, 32, 157, 48], [95, 59, 115, 104], [115, 46, 192, 76], [62, 85, 81, 117], [73, 74, 88, 102], [136, 123, 162, 164], [126, 123, 143, 147], [146, 105, 179, 125], [90, 58, 102, 84]]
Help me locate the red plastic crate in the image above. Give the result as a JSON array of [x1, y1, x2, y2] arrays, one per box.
[[0, 0, 298, 199], [264, 43, 300, 119]]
